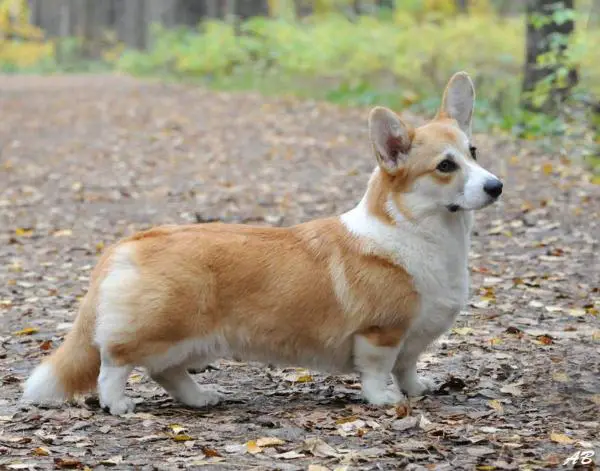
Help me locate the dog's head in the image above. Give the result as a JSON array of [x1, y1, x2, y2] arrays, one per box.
[[367, 72, 502, 222]]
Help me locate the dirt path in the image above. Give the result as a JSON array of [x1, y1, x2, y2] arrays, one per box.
[[0, 75, 598, 470]]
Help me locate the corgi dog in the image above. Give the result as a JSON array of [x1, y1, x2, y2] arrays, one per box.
[[22, 72, 502, 415]]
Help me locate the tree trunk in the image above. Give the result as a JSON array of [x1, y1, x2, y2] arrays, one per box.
[[377, 0, 395, 10], [522, 0, 578, 113], [456, 0, 468, 13], [238, 0, 269, 19]]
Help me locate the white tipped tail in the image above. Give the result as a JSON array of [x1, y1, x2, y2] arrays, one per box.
[[22, 295, 100, 405], [22, 363, 67, 405]]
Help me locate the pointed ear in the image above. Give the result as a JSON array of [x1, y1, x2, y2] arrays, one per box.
[[438, 71, 475, 138], [369, 106, 413, 175]]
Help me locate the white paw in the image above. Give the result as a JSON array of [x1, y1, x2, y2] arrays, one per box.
[[401, 376, 435, 396], [101, 397, 136, 415], [363, 384, 406, 406], [181, 389, 222, 408]]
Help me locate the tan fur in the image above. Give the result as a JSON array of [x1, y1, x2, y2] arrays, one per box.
[[366, 118, 468, 222], [24, 72, 497, 409], [97, 218, 418, 366]]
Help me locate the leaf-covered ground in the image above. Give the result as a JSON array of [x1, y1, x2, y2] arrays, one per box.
[[0, 75, 598, 471]]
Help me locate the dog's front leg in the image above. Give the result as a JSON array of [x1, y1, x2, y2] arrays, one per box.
[[353, 334, 405, 405], [391, 337, 437, 396]]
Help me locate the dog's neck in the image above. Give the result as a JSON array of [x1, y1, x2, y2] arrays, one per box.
[[343, 168, 474, 248]]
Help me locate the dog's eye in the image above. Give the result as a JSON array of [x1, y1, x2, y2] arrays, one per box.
[[469, 146, 477, 160], [436, 159, 458, 173]]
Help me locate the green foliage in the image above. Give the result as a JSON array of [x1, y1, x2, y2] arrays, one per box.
[[3, 3, 599, 156], [113, 11, 598, 137]]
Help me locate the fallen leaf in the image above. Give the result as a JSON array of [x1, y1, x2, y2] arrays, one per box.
[[201, 446, 222, 458], [169, 424, 187, 435], [392, 416, 418, 431], [295, 374, 313, 383], [552, 372, 569, 383], [488, 400, 504, 414], [15, 228, 34, 237], [256, 437, 285, 447], [13, 327, 39, 336], [39, 340, 53, 351], [452, 327, 474, 336], [275, 450, 305, 459], [500, 382, 523, 397], [466, 446, 496, 457], [303, 437, 339, 458], [394, 403, 411, 417], [99, 455, 123, 466], [54, 457, 82, 469], [33, 446, 51, 456], [536, 334, 554, 345], [418, 415, 436, 432], [171, 434, 194, 442], [308, 466, 330, 471], [550, 432, 574, 444], [246, 440, 262, 454], [53, 229, 73, 237], [542, 162, 553, 175]]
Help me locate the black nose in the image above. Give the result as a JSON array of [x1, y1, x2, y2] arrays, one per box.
[[484, 179, 503, 198]]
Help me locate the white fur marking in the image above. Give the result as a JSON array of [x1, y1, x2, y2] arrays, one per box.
[[354, 335, 405, 405], [96, 244, 139, 348], [22, 363, 66, 405], [98, 360, 134, 415]]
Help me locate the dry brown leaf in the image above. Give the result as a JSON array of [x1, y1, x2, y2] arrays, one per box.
[[303, 437, 339, 458], [256, 437, 285, 447], [500, 382, 523, 397], [32, 446, 51, 456], [201, 446, 222, 458], [550, 432, 574, 444], [488, 400, 504, 414], [54, 457, 82, 469]]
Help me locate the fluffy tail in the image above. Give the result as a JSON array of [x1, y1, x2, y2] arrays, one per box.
[[22, 295, 100, 404]]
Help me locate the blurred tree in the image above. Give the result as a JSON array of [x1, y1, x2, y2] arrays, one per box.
[[522, 0, 578, 113]]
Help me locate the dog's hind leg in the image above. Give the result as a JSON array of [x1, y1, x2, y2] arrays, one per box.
[[151, 365, 222, 408], [98, 353, 135, 415]]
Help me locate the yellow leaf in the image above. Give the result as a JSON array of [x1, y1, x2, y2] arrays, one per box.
[[15, 228, 33, 237], [476, 466, 496, 471], [246, 440, 262, 454], [550, 432, 574, 444], [488, 400, 504, 414], [13, 327, 38, 336], [542, 163, 553, 175], [32, 446, 50, 456], [256, 437, 285, 447], [295, 374, 313, 383], [171, 434, 193, 442], [489, 337, 502, 346]]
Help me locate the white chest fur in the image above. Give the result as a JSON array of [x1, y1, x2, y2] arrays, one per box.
[[341, 196, 473, 335]]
